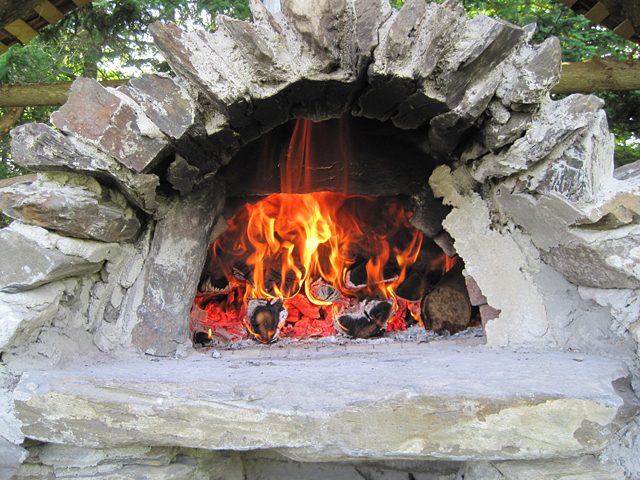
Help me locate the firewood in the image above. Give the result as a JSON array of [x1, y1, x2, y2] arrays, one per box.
[[420, 261, 471, 334], [334, 299, 393, 338], [395, 269, 426, 301], [244, 298, 288, 344]]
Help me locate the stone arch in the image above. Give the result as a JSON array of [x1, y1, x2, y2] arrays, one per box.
[[5, 0, 621, 356]]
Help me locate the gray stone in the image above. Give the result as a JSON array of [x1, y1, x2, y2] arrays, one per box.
[[472, 95, 605, 182], [280, 0, 353, 72], [10, 123, 159, 213], [129, 180, 225, 357], [483, 112, 532, 152], [540, 238, 640, 289], [119, 74, 195, 140], [0, 281, 65, 351], [166, 156, 200, 195], [496, 36, 562, 106], [12, 350, 638, 461], [358, 0, 465, 123], [0, 173, 141, 243], [0, 227, 103, 293], [0, 436, 27, 480], [493, 456, 626, 480], [513, 109, 615, 205], [460, 462, 505, 480], [51, 78, 170, 174]]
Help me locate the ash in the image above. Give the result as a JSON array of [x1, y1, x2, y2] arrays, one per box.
[[194, 325, 485, 353]]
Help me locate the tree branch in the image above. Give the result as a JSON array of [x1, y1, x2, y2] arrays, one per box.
[[552, 58, 640, 94], [0, 106, 24, 138], [0, 79, 129, 108]]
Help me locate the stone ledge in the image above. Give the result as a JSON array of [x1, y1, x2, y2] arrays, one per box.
[[13, 347, 639, 462]]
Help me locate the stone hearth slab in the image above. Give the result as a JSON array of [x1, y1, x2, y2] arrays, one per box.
[[13, 346, 637, 462]]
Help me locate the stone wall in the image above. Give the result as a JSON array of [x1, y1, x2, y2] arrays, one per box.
[[0, 0, 639, 478]]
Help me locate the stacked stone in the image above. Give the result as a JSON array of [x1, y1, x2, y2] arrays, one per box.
[[0, 0, 640, 477]]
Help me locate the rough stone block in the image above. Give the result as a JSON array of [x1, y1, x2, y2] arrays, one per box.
[[0, 436, 27, 480], [51, 78, 169, 174], [10, 123, 159, 213], [540, 238, 640, 289], [496, 36, 562, 106], [0, 173, 141, 243], [472, 95, 605, 182], [119, 74, 195, 140], [128, 180, 225, 357], [0, 226, 104, 293], [12, 350, 638, 462], [0, 282, 65, 351], [515, 109, 615, 205]]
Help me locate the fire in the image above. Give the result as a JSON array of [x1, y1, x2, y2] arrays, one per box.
[[192, 117, 465, 344], [207, 192, 423, 303]]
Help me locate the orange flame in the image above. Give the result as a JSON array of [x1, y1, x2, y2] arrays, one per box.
[[208, 193, 423, 304]]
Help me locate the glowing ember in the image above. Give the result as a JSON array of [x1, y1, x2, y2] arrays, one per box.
[[192, 191, 462, 344], [192, 118, 462, 345]]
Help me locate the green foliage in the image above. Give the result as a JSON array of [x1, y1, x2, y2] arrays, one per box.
[[463, 0, 640, 167]]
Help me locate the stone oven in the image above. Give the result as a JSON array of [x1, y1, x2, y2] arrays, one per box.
[[1, 0, 640, 478]]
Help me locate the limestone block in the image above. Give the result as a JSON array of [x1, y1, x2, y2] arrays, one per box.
[[0, 227, 103, 293], [494, 182, 640, 288], [128, 180, 225, 357], [119, 75, 222, 175], [12, 350, 638, 462], [540, 234, 640, 289], [493, 456, 626, 480], [0, 173, 141, 243], [0, 436, 27, 480], [51, 78, 169, 174], [472, 95, 605, 182], [10, 123, 159, 213]]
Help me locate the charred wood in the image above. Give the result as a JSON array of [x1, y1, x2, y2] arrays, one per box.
[[245, 298, 288, 344], [334, 299, 393, 338], [395, 269, 426, 302], [421, 261, 472, 335]]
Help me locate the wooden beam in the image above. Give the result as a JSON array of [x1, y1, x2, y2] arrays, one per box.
[[34, 0, 64, 25], [613, 19, 636, 40], [584, 2, 610, 24], [71, 0, 92, 7], [552, 57, 640, 94], [0, 42, 8, 54], [4, 19, 38, 44], [0, 79, 130, 108], [0, 0, 44, 29]]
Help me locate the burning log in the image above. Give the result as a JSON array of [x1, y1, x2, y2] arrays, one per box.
[[244, 298, 288, 344], [310, 278, 343, 303], [334, 299, 394, 338], [420, 261, 472, 335], [345, 259, 399, 290], [395, 269, 426, 302]]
